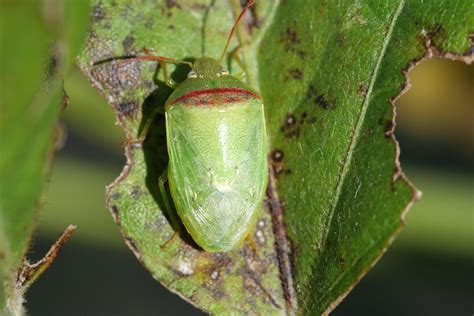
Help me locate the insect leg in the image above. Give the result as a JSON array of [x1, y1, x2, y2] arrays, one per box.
[[158, 167, 173, 218], [229, 44, 249, 80], [158, 167, 181, 249], [136, 106, 165, 141], [118, 51, 192, 88], [159, 61, 177, 89]]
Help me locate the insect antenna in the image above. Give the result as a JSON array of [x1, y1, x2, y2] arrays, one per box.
[[218, 0, 255, 64], [117, 52, 193, 68]]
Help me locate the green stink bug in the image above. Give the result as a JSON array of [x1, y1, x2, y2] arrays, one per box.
[[122, 0, 267, 252]]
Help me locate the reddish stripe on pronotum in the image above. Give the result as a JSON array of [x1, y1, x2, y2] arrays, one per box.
[[167, 87, 261, 107]]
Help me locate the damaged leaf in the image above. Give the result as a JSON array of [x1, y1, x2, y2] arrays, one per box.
[[78, 0, 473, 314]]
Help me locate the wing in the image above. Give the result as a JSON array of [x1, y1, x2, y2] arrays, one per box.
[[166, 100, 268, 251]]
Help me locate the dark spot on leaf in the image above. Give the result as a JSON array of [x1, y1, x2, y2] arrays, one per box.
[[270, 149, 292, 176], [115, 101, 138, 118], [145, 18, 154, 29], [125, 237, 140, 256], [284, 27, 300, 46], [357, 83, 368, 97], [316, 94, 331, 110], [467, 45, 474, 55], [306, 84, 334, 110], [130, 186, 141, 198], [275, 165, 292, 176], [202, 273, 226, 299], [289, 68, 303, 80], [466, 33, 474, 55], [338, 257, 345, 267], [280, 113, 300, 138], [378, 116, 394, 138], [285, 113, 297, 127], [110, 205, 120, 223], [384, 120, 394, 138], [271, 150, 284, 163], [167, 24, 175, 30], [336, 34, 347, 46], [92, 5, 106, 22], [166, 0, 181, 9], [280, 25, 307, 59], [60, 89, 69, 112], [122, 35, 135, 54], [427, 23, 444, 38], [110, 192, 121, 200], [46, 52, 61, 79]]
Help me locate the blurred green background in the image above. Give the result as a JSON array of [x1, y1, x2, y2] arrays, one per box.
[[25, 59, 473, 315], [2, 1, 472, 314]]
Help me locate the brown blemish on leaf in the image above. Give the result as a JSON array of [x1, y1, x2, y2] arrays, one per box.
[[377, 116, 394, 138], [166, 0, 181, 9], [242, 274, 281, 309], [280, 111, 318, 139], [289, 68, 303, 80], [115, 101, 139, 119], [92, 5, 106, 22], [338, 257, 345, 268], [269, 150, 291, 177], [238, 246, 281, 310], [271, 149, 284, 163], [242, 245, 270, 275], [124, 237, 141, 258], [122, 35, 135, 54], [357, 83, 368, 97], [110, 205, 120, 223], [467, 33, 474, 55], [110, 192, 121, 200], [130, 185, 142, 198], [280, 25, 307, 59], [316, 94, 331, 110], [306, 84, 334, 110], [88, 58, 145, 108], [280, 113, 300, 138]]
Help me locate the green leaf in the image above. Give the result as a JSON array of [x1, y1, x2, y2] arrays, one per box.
[[78, 0, 473, 314], [0, 1, 90, 314]]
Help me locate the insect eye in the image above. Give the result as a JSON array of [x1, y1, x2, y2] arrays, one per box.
[[220, 68, 230, 76], [187, 71, 197, 78]]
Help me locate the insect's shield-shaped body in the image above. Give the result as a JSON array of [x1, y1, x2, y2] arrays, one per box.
[[119, 1, 265, 252], [165, 58, 268, 252]]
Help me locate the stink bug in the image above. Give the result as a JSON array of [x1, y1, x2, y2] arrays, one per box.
[[121, 0, 267, 252]]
